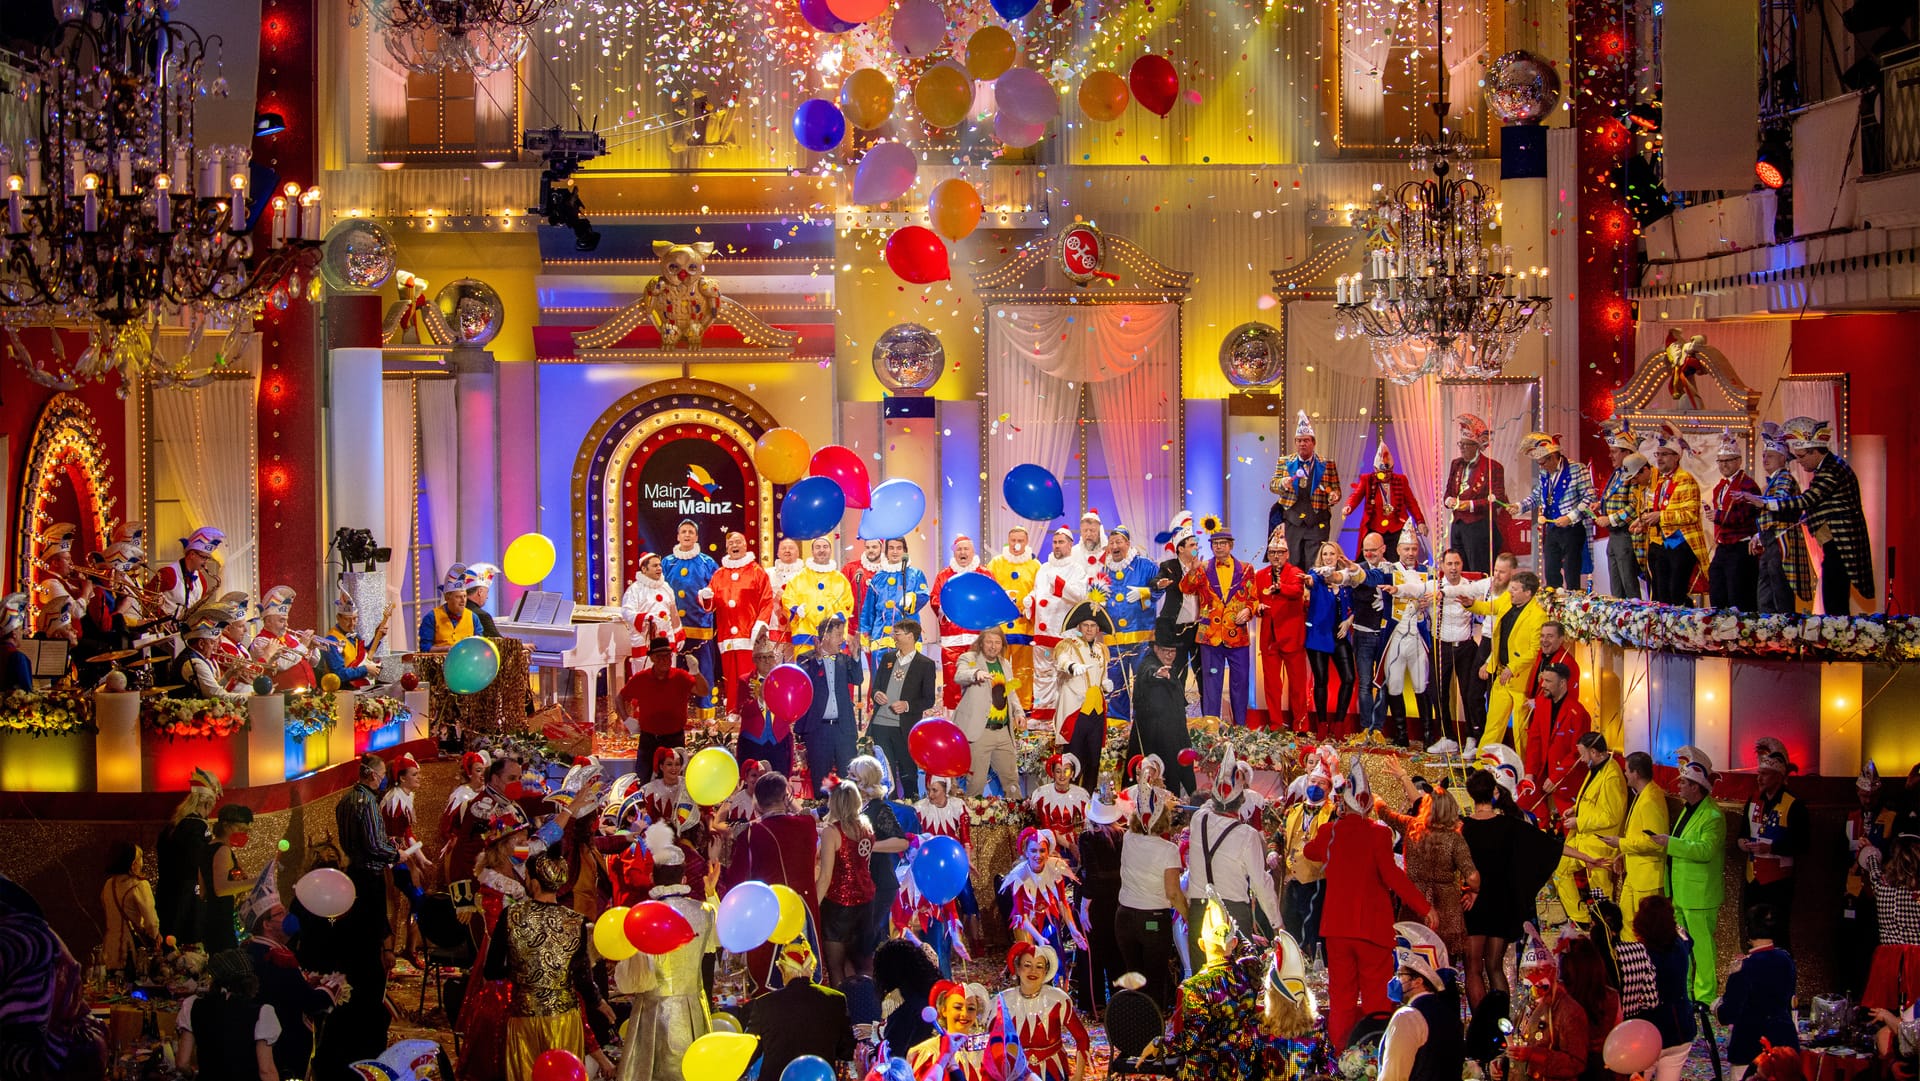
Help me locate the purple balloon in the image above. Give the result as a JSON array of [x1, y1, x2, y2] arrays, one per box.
[[799, 0, 856, 33], [793, 99, 847, 152]]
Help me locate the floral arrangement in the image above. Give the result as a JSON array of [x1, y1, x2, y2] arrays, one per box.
[[141, 697, 249, 740], [0, 689, 96, 738], [284, 694, 339, 739], [1543, 588, 1920, 661], [353, 694, 407, 734], [967, 795, 1032, 830]]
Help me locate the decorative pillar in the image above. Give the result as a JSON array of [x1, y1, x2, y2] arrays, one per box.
[[326, 347, 386, 551], [452, 345, 499, 584], [1572, 0, 1636, 429], [880, 398, 942, 557]]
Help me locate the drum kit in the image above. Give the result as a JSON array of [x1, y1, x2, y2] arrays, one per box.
[[84, 648, 179, 695]]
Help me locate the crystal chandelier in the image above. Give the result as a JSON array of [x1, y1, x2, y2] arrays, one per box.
[[360, 0, 558, 75], [1332, 0, 1550, 385], [0, 1, 322, 387]]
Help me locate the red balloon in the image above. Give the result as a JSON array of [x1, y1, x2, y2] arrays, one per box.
[[400, 672, 420, 692], [764, 663, 815, 730], [625, 899, 697, 954], [908, 718, 973, 777], [1128, 54, 1179, 117], [809, 445, 872, 509], [884, 225, 951, 285], [531, 1050, 586, 1081], [1177, 748, 1200, 766]]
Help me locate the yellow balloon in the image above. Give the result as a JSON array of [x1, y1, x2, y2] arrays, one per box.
[[966, 26, 1018, 81], [502, 532, 557, 586], [915, 63, 975, 129], [840, 68, 895, 131], [769, 883, 807, 943], [928, 178, 984, 241], [686, 746, 741, 807], [1077, 70, 1131, 122], [756, 427, 812, 486], [681, 1032, 759, 1081], [594, 906, 639, 961], [319, 673, 342, 693]]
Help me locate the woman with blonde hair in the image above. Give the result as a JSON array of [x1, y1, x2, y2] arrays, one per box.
[[1305, 540, 1361, 734], [846, 755, 912, 973], [954, 625, 1026, 798], [157, 767, 221, 942], [1374, 762, 1481, 961], [815, 780, 877, 986]]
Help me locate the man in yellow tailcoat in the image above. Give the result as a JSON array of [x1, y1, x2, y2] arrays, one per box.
[[987, 526, 1040, 709], [1603, 750, 1671, 940], [1459, 570, 1547, 754], [1554, 733, 1628, 926], [1636, 425, 1710, 606]]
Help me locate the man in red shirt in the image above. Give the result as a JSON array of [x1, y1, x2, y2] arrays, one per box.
[[1523, 663, 1591, 819], [718, 771, 822, 994], [1304, 762, 1433, 1051], [1251, 528, 1313, 732], [619, 636, 711, 781], [1522, 620, 1581, 701]]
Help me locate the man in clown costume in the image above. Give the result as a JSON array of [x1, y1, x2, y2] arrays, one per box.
[[987, 526, 1041, 710], [781, 535, 855, 656], [1345, 441, 1426, 553], [929, 535, 993, 711], [1026, 528, 1088, 721], [663, 518, 721, 719], [1095, 525, 1159, 726], [709, 530, 776, 716], [859, 537, 930, 672]]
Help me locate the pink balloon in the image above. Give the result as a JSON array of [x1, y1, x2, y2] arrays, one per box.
[[993, 109, 1047, 148], [852, 141, 917, 206], [995, 67, 1058, 126], [764, 663, 815, 729], [809, 445, 872, 509], [1602, 1019, 1662, 1075], [891, 0, 947, 56], [827, 0, 887, 22]]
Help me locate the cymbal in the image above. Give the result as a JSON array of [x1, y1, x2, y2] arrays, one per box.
[[142, 685, 184, 696], [88, 649, 139, 663], [120, 655, 161, 667]]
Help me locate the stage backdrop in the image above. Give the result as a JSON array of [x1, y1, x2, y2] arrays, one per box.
[[619, 423, 759, 584]]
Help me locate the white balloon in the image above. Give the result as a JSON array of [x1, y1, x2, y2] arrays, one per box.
[[994, 109, 1047, 149], [852, 141, 919, 205], [292, 867, 356, 919], [891, 0, 947, 57], [711, 1012, 743, 1034], [995, 67, 1058, 125]]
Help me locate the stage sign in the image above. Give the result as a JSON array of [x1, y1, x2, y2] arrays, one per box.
[[621, 424, 759, 583]]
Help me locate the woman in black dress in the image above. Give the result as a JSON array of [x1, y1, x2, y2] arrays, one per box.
[[156, 771, 221, 943], [1459, 769, 1562, 1007], [850, 756, 910, 978], [201, 805, 255, 952]]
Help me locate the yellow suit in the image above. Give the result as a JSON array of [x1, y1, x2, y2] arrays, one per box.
[[1470, 592, 1548, 753], [780, 565, 855, 653], [1615, 781, 1672, 940], [987, 550, 1040, 708], [1555, 756, 1628, 920]]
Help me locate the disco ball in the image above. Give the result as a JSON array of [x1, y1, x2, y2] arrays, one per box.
[[872, 323, 944, 393], [318, 219, 397, 293], [435, 279, 505, 347], [1219, 322, 1284, 389], [1485, 51, 1562, 125]]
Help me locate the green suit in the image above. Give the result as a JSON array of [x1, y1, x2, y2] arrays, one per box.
[[1666, 796, 1727, 1003]]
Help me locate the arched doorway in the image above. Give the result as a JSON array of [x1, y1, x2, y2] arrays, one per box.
[[570, 379, 782, 605]]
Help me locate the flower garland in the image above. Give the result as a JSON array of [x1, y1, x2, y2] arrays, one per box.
[[353, 694, 407, 734], [0, 689, 97, 738], [141, 698, 250, 740], [1542, 588, 1920, 661], [967, 795, 1032, 830], [284, 694, 339, 739]]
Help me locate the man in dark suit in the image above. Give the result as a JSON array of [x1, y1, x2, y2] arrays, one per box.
[[794, 615, 862, 794], [867, 617, 937, 799], [745, 938, 856, 1080], [1152, 529, 1202, 698]]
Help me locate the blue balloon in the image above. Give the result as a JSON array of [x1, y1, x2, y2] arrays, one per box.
[[991, 0, 1040, 18], [793, 99, 847, 153], [781, 475, 846, 540], [798, 0, 855, 32], [857, 477, 927, 539], [443, 636, 501, 695], [936, 571, 1020, 630], [780, 1056, 836, 1081], [914, 834, 972, 906], [1002, 463, 1065, 521]]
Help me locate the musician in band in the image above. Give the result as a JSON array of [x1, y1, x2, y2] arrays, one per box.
[[153, 526, 225, 622], [1, 594, 32, 692], [251, 586, 319, 693], [169, 611, 251, 702], [319, 585, 388, 690], [464, 562, 502, 637], [212, 595, 259, 693], [35, 523, 90, 634], [419, 564, 484, 651]]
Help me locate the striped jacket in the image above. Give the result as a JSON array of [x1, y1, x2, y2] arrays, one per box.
[[1650, 468, 1710, 591], [1764, 453, 1875, 599], [1516, 460, 1598, 523], [1598, 465, 1652, 565], [1758, 468, 1814, 602]]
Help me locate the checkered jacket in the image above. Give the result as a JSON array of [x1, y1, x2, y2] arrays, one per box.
[[1759, 468, 1814, 603], [1599, 466, 1652, 565], [1650, 468, 1711, 589], [1269, 454, 1341, 525], [1516, 461, 1598, 523], [1766, 453, 1875, 599]]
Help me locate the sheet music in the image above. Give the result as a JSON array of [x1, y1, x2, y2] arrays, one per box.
[[27, 639, 68, 678], [511, 590, 572, 627]]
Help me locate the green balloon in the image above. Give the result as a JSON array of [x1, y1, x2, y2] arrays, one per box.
[[443, 637, 501, 695], [277, 839, 291, 852]]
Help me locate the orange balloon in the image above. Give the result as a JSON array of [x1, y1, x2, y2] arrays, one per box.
[[826, 0, 887, 22], [928, 178, 983, 241], [965, 26, 1018, 81], [756, 428, 812, 485], [840, 68, 895, 130], [1077, 70, 1130, 122], [915, 63, 975, 129]]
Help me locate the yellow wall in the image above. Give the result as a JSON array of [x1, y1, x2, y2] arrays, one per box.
[[378, 230, 545, 363]]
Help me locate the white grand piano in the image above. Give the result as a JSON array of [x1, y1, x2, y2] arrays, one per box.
[[497, 591, 632, 731]]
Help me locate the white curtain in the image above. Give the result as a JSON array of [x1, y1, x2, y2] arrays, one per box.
[[382, 379, 418, 652], [152, 377, 260, 601], [416, 378, 461, 592], [1285, 303, 1376, 478], [1386, 379, 1444, 551], [1775, 378, 1843, 449], [987, 304, 1180, 541]]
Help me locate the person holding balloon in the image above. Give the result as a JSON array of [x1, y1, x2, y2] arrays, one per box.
[[418, 564, 484, 651], [663, 519, 722, 721], [1027, 527, 1090, 722], [733, 640, 796, 777], [986, 526, 1040, 711], [781, 537, 856, 657], [908, 980, 991, 1081], [929, 535, 992, 711], [615, 822, 719, 1081]]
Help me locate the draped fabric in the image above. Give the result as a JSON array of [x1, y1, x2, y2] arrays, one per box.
[[987, 304, 1180, 542], [1776, 377, 1844, 448], [1386, 379, 1445, 552], [382, 379, 419, 652], [1338, 0, 1489, 147], [1285, 303, 1376, 480], [415, 378, 461, 597], [152, 376, 259, 601]]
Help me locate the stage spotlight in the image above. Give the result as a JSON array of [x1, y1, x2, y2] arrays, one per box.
[[1755, 128, 1791, 190], [254, 112, 287, 137]]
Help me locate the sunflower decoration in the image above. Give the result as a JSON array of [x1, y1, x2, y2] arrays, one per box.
[[1199, 513, 1225, 535], [987, 670, 1017, 726]]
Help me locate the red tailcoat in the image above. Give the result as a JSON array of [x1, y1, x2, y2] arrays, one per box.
[[1523, 693, 1592, 818], [1344, 470, 1427, 541], [1303, 814, 1432, 942]]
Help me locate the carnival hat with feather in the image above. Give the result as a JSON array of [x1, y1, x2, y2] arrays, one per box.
[[1599, 417, 1639, 453], [1156, 510, 1196, 557], [1294, 409, 1316, 441], [1519, 432, 1563, 462], [1760, 420, 1792, 459], [1475, 741, 1528, 802], [0, 593, 27, 637], [1062, 601, 1114, 637], [1675, 745, 1718, 794], [1649, 422, 1692, 455], [1337, 752, 1372, 813], [1457, 413, 1493, 449], [1714, 428, 1744, 461], [239, 858, 285, 934], [348, 1040, 443, 1081]]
